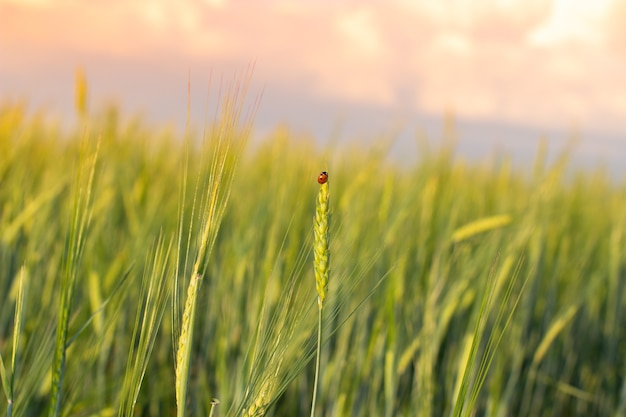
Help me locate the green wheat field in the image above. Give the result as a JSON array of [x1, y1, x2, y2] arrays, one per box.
[[1, 74, 625, 417]]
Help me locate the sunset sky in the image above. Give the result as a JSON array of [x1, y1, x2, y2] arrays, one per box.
[[1, 0, 625, 167]]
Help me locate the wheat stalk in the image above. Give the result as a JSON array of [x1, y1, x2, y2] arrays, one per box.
[[175, 69, 257, 417], [310, 171, 330, 417]]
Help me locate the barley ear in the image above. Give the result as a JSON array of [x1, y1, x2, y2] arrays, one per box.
[[313, 174, 330, 308], [242, 378, 276, 417]]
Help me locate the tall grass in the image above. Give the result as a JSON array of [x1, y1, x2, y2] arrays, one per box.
[[0, 93, 624, 417], [48, 135, 99, 417], [173, 71, 256, 417]]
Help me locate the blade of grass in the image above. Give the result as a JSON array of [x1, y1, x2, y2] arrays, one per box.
[[48, 138, 99, 417], [0, 267, 27, 417], [118, 234, 172, 417]]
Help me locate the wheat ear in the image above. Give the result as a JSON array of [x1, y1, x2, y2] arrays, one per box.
[[313, 171, 330, 308]]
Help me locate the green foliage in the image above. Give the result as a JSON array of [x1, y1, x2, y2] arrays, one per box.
[[0, 99, 625, 417]]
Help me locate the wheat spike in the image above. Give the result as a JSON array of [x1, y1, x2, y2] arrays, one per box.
[[314, 172, 330, 308]]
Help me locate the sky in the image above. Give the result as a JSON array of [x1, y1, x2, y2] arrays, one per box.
[[1, 0, 626, 169]]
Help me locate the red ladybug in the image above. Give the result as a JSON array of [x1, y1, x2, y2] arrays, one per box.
[[317, 171, 328, 184]]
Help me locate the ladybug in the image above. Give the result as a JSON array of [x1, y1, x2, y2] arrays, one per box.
[[317, 171, 328, 184]]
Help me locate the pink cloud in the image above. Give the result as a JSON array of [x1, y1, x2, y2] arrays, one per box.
[[2, 0, 625, 133]]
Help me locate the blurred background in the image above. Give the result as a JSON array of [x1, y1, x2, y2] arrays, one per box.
[[1, 0, 625, 172]]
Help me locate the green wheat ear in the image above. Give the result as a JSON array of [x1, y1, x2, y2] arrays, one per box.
[[313, 172, 330, 308]]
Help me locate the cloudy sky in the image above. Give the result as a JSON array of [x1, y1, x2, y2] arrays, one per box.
[[2, 0, 625, 167]]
